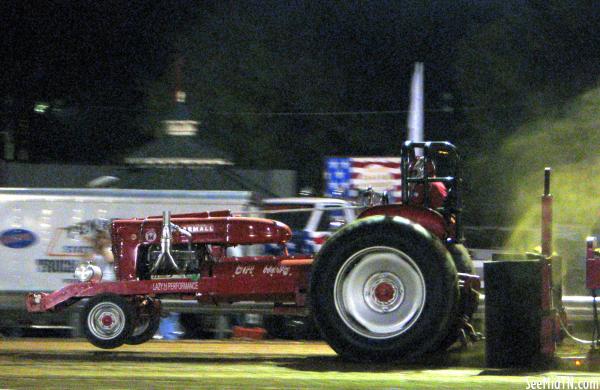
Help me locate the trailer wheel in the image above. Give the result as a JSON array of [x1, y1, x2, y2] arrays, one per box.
[[125, 301, 161, 345], [310, 216, 457, 362], [81, 294, 134, 349]]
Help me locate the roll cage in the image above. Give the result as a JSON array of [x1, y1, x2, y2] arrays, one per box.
[[400, 141, 463, 242]]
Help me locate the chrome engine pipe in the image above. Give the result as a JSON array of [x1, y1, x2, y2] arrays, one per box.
[[150, 210, 180, 273]]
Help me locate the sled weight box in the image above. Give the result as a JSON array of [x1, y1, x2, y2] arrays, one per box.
[[484, 260, 546, 368]]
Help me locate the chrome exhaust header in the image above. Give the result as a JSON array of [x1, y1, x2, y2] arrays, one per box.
[[150, 211, 180, 273]]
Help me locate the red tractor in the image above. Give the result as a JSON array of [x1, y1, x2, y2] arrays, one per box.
[[27, 141, 480, 362]]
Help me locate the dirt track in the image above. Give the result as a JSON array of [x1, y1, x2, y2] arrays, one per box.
[[1, 338, 599, 389]]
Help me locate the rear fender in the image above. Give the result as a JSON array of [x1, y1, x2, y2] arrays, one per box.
[[358, 204, 448, 241]]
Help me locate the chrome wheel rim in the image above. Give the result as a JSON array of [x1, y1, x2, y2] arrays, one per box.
[[87, 302, 126, 340], [334, 246, 426, 339]]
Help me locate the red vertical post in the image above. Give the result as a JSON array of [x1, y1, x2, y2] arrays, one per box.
[[586, 237, 600, 290]]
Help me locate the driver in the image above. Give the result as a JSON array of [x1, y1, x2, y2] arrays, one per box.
[[84, 222, 115, 281], [408, 157, 447, 209]]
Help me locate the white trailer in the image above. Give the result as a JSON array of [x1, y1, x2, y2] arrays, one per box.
[[0, 188, 257, 334]]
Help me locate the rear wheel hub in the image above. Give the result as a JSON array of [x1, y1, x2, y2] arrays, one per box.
[[374, 283, 394, 302], [364, 272, 405, 313]]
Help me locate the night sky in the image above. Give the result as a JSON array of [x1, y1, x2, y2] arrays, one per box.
[[3, 1, 194, 103], [3, 1, 599, 181]]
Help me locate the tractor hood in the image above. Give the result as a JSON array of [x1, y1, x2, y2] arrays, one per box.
[[111, 213, 292, 247]]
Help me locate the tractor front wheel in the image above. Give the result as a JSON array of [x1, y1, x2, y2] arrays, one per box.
[[81, 294, 134, 349]]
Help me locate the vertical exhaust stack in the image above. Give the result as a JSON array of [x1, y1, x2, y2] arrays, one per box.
[[541, 168, 553, 257], [150, 211, 180, 274]]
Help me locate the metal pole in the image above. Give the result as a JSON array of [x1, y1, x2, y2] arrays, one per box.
[[541, 168, 553, 257]]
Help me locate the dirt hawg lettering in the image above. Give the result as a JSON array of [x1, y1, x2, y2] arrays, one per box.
[[262, 265, 291, 276]]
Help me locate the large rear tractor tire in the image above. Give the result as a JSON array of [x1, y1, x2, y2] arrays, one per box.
[[310, 216, 458, 362], [81, 294, 135, 349]]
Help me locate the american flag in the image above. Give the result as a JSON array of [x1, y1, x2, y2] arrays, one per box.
[[325, 157, 402, 199]]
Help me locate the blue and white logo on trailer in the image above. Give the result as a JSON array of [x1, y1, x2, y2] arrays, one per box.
[[0, 229, 37, 249]]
